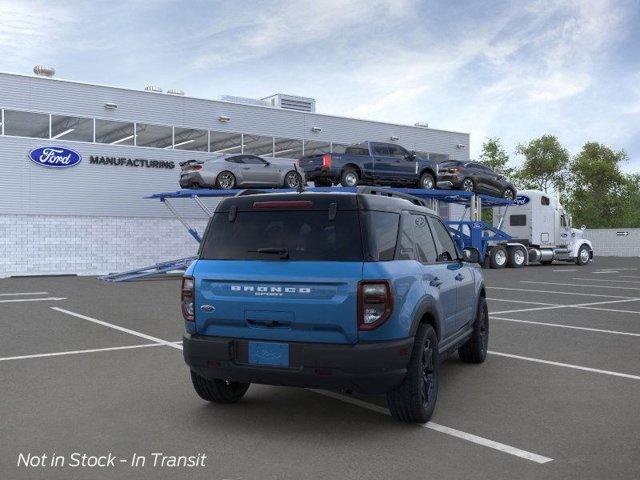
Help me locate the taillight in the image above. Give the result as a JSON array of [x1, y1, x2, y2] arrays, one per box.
[[193, 164, 202, 171], [358, 281, 393, 330], [181, 276, 195, 322], [322, 154, 331, 169]]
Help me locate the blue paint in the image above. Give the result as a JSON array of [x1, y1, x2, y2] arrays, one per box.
[[28, 146, 82, 168]]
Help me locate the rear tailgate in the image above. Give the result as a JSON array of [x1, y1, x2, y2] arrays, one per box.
[[193, 260, 362, 344]]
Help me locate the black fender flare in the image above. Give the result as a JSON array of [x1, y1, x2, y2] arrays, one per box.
[[409, 296, 443, 340]]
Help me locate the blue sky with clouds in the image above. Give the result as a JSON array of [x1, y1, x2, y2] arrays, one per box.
[[1, 0, 638, 171]]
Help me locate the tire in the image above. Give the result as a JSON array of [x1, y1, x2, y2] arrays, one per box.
[[387, 324, 439, 423], [576, 245, 591, 266], [502, 188, 516, 200], [340, 167, 359, 187], [489, 245, 507, 269], [459, 297, 489, 363], [507, 246, 526, 268], [418, 172, 435, 190], [462, 178, 475, 192], [190, 370, 249, 403], [215, 171, 236, 190], [283, 170, 302, 189]]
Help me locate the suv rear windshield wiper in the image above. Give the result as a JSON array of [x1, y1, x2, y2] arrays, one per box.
[[248, 247, 290, 259]]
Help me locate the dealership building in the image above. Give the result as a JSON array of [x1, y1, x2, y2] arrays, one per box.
[[0, 69, 470, 277]]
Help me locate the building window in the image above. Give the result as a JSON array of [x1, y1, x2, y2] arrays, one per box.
[[51, 114, 93, 142], [173, 127, 208, 151], [135, 123, 173, 148], [243, 134, 274, 156], [303, 140, 331, 156], [210, 131, 242, 154], [95, 119, 135, 145], [273, 137, 303, 158], [3, 110, 49, 138]]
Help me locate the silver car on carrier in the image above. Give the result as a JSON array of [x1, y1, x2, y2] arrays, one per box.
[[179, 154, 304, 189]]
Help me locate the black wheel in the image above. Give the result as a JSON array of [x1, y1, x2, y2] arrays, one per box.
[[215, 171, 236, 189], [462, 178, 475, 192], [418, 172, 435, 190], [576, 245, 591, 265], [340, 167, 359, 187], [459, 297, 489, 363], [507, 246, 526, 268], [284, 170, 302, 189], [387, 324, 439, 423], [489, 245, 507, 269], [190, 370, 249, 403], [502, 188, 516, 200]]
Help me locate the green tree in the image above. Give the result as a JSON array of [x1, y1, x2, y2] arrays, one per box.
[[622, 174, 640, 227], [566, 142, 629, 228], [515, 135, 569, 193], [479, 137, 514, 177]]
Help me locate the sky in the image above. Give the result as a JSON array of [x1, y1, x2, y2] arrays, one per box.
[[1, 0, 639, 171]]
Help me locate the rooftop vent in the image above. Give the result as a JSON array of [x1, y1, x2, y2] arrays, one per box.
[[219, 95, 270, 107], [262, 94, 316, 112], [144, 85, 163, 93], [414, 122, 429, 128], [33, 65, 55, 77], [167, 89, 185, 96]]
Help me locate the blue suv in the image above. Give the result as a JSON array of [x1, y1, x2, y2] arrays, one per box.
[[182, 187, 488, 423]]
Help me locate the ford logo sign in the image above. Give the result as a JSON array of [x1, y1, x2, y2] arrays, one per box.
[[514, 195, 530, 206], [28, 146, 82, 168]]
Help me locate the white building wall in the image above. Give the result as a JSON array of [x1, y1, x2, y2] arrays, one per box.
[[583, 229, 640, 257]]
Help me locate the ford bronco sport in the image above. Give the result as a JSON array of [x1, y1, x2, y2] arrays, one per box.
[[182, 187, 488, 423]]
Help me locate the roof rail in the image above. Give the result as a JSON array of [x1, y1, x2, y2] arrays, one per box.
[[356, 186, 428, 207]]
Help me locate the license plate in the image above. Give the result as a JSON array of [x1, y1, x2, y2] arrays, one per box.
[[248, 341, 289, 367]]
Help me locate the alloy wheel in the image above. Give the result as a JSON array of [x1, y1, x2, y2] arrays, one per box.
[[462, 179, 474, 192], [285, 172, 300, 188], [345, 172, 358, 186]]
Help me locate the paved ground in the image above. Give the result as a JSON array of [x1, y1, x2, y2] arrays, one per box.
[[1, 257, 639, 480]]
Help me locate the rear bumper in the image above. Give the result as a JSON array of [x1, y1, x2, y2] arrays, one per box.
[[300, 166, 339, 182], [183, 334, 413, 394], [179, 172, 207, 188]]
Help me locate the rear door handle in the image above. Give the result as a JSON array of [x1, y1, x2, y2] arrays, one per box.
[[429, 278, 443, 287], [455, 273, 465, 281]]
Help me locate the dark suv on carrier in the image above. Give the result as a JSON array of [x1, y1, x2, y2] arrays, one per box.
[[438, 160, 516, 199]]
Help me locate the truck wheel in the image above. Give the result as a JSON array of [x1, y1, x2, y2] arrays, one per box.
[[489, 245, 507, 269], [386, 324, 439, 423], [576, 245, 591, 265], [462, 178, 475, 192], [418, 172, 435, 190], [190, 370, 250, 403], [340, 168, 359, 187], [458, 297, 489, 363], [507, 246, 526, 268]]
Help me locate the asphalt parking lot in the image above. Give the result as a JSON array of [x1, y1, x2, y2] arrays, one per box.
[[1, 257, 639, 480]]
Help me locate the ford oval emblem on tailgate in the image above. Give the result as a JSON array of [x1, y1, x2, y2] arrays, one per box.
[[28, 146, 82, 168]]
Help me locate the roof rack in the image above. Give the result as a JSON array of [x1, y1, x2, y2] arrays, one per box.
[[356, 186, 428, 207]]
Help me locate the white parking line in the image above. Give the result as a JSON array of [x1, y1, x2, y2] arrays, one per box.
[[0, 297, 66, 304], [488, 287, 637, 299], [51, 307, 183, 350], [521, 281, 640, 291], [0, 343, 163, 362], [487, 298, 559, 306], [553, 269, 578, 272], [491, 305, 565, 315], [488, 351, 640, 380], [575, 305, 640, 315], [620, 275, 640, 279], [572, 278, 640, 284], [491, 316, 640, 337], [491, 297, 640, 315], [310, 390, 553, 464], [0, 292, 49, 296], [593, 270, 619, 274]]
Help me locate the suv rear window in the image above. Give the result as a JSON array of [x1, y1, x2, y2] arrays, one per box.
[[200, 210, 363, 261]]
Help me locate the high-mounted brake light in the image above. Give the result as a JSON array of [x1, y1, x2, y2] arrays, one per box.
[[322, 154, 331, 169], [181, 276, 195, 322], [358, 280, 393, 330], [252, 201, 313, 210]]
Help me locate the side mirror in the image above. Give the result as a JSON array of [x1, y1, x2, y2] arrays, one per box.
[[264, 161, 271, 166], [462, 248, 480, 263]]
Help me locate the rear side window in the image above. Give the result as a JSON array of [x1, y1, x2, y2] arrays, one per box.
[[541, 196, 550, 206], [200, 210, 363, 261], [372, 144, 390, 156], [428, 218, 458, 262], [345, 146, 369, 156], [397, 212, 438, 263], [510, 214, 526, 226], [387, 145, 408, 158], [360, 211, 399, 261]]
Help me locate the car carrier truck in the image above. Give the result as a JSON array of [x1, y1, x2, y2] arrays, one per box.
[[489, 189, 593, 268]]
